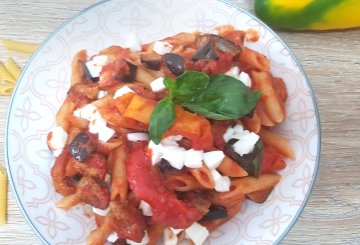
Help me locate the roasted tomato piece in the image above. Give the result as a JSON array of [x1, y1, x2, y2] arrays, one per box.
[[126, 145, 202, 229]]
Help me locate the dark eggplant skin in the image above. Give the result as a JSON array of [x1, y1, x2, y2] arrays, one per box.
[[117, 61, 138, 82], [163, 53, 185, 76], [69, 132, 97, 162], [201, 205, 228, 221], [224, 139, 264, 177], [140, 53, 162, 71], [192, 39, 219, 62], [192, 34, 242, 62], [79, 60, 100, 82]]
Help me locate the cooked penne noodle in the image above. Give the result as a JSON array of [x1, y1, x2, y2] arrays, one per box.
[[1, 39, 38, 54], [258, 128, 296, 159], [239, 47, 270, 72], [188, 164, 215, 189], [217, 156, 248, 177], [240, 109, 261, 133], [219, 173, 281, 201], [56, 192, 81, 210], [56, 99, 76, 132], [147, 224, 166, 245], [110, 146, 128, 202], [166, 171, 205, 191], [251, 70, 285, 123], [71, 50, 87, 85]]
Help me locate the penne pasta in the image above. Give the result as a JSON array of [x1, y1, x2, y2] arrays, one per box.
[[1, 39, 38, 54], [0, 167, 7, 225], [109, 146, 128, 202], [258, 128, 296, 159], [251, 70, 285, 123], [189, 164, 215, 189], [5, 57, 21, 80], [71, 50, 87, 85], [0, 61, 16, 84], [217, 156, 248, 177]]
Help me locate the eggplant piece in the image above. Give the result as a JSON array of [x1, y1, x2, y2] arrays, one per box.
[[118, 61, 138, 82], [140, 53, 162, 71], [163, 53, 185, 76], [78, 60, 100, 82], [69, 132, 97, 162], [192, 39, 219, 62], [192, 34, 242, 62], [213, 34, 242, 56], [224, 139, 264, 177], [201, 205, 228, 221]]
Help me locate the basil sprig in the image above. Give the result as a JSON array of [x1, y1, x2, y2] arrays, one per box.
[[149, 71, 261, 144]]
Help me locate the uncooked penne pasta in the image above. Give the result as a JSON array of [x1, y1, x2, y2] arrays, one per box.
[[5, 57, 21, 80], [1, 39, 38, 54], [0, 167, 7, 225], [0, 62, 16, 84]]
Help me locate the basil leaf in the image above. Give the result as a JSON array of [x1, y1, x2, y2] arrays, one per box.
[[175, 71, 209, 103], [224, 139, 264, 177], [149, 97, 175, 144], [181, 74, 261, 120]]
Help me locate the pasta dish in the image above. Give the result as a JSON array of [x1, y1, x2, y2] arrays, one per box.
[[47, 25, 294, 245]]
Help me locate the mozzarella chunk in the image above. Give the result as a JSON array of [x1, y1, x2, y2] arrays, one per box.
[[73, 103, 97, 121], [124, 33, 142, 52], [161, 146, 186, 170], [97, 90, 108, 99], [184, 149, 203, 168], [85, 55, 108, 78], [211, 169, 231, 192], [89, 110, 107, 133], [150, 77, 166, 92], [225, 66, 251, 87], [148, 140, 164, 165], [107, 232, 118, 243], [92, 206, 111, 216], [153, 41, 173, 55], [163, 227, 178, 245], [47, 126, 68, 157], [113, 85, 135, 99], [224, 124, 259, 156], [126, 231, 149, 245], [239, 71, 252, 87], [139, 200, 153, 216], [74, 104, 115, 142], [161, 135, 183, 146], [98, 126, 116, 142], [203, 151, 225, 169], [127, 132, 149, 142], [185, 222, 210, 245], [225, 66, 240, 79], [233, 133, 259, 156]]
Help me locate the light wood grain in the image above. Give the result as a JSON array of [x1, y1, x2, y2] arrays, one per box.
[[0, 1, 360, 244]]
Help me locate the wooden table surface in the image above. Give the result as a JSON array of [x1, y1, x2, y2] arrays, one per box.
[[0, 1, 359, 244]]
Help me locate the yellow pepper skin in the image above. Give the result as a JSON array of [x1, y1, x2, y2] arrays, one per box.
[[255, 0, 360, 30]]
